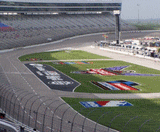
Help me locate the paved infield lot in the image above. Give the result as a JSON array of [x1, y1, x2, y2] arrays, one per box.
[[0, 31, 160, 132]]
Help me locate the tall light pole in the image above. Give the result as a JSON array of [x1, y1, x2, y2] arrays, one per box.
[[137, 4, 140, 24], [113, 10, 121, 45]]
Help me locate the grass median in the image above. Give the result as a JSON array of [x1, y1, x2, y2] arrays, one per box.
[[19, 50, 110, 61], [19, 49, 160, 93], [39, 60, 160, 93], [62, 97, 160, 132]]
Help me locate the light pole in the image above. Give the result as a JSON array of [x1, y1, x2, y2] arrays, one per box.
[[113, 10, 121, 45], [137, 4, 140, 24]]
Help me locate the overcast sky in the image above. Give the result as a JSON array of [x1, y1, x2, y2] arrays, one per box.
[[121, 0, 160, 20]]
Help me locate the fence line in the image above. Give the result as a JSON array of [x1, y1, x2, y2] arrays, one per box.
[[0, 77, 159, 132]]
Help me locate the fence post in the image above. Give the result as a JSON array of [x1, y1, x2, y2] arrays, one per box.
[[4, 90, 13, 113], [82, 108, 100, 132], [1, 88, 12, 112], [60, 106, 71, 132], [94, 111, 110, 132], [17, 93, 33, 122], [70, 107, 87, 132], [22, 95, 39, 125], [51, 103, 66, 132], [9, 89, 23, 115], [138, 119, 151, 132], [28, 96, 45, 127], [108, 114, 122, 132], [3, 89, 13, 113], [13, 91, 28, 119], [5, 99, 10, 114], [41, 100, 59, 132], [121, 116, 139, 132], [34, 99, 54, 131]]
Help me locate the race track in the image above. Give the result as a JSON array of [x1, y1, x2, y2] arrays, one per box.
[[0, 31, 160, 132]]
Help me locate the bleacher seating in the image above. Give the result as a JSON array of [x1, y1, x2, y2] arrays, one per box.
[[0, 13, 137, 50]]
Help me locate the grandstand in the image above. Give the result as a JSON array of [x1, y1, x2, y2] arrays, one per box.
[[0, 0, 136, 50]]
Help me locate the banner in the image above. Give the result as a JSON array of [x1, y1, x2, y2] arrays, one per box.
[[91, 80, 140, 91], [72, 65, 160, 76], [80, 101, 133, 108]]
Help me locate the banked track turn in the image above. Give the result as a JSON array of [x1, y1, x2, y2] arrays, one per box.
[[0, 31, 160, 132]]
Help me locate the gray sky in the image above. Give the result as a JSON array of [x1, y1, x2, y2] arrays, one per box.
[[121, 0, 160, 20]]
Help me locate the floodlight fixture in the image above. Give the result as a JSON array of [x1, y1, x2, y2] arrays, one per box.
[[113, 10, 121, 15]]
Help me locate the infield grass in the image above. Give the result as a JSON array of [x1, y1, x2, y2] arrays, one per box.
[[19, 50, 160, 93], [40, 60, 160, 93], [62, 97, 160, 132], [19, 50, 110, 61]]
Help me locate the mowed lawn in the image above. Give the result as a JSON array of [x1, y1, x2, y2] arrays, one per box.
[[40, 60, 160, 93], [19, 50, 110, 61], [62, 97, 160, 132]]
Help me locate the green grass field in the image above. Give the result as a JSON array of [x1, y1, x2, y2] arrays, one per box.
[[19, 50, 110, 61], [62, 97, 160, 132], [19, 49, 160, 93], [19, 50, 160, 131], [39, 60, 160, 93]]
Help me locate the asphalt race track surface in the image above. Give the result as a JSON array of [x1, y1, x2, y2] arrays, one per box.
[[0, 31, 160, 132]]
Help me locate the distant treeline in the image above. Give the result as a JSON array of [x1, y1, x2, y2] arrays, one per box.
[[132, 23, 160, 30]]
